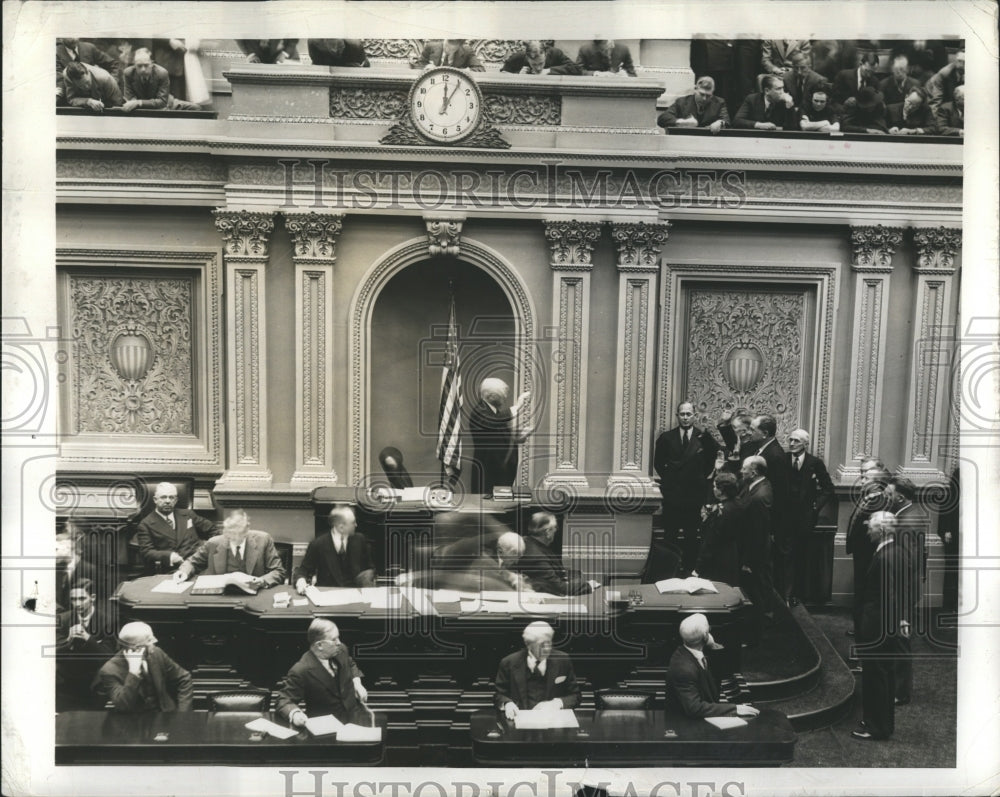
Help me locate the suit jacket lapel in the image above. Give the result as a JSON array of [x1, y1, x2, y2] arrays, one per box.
[[512, 650, 528, 704], [544, 656, 558, 700], [244, 535, 259, 575], [323, 535, 343, 584]]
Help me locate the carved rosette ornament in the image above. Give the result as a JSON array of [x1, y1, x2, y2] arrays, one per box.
[[611, 221, 671, 270], [545, 220, 603, 268], [850, 225, 904, 271], [284, 213, 344, 261], [425, 217, 465, 257], [213, 210, 275, 258], [913, 227, 961, 273]]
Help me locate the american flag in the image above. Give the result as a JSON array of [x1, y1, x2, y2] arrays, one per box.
[[436, 296, 463, 478]]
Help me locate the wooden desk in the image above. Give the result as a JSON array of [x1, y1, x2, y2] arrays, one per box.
[[470, 708, 796, 767], [55, 710, 386, 765]]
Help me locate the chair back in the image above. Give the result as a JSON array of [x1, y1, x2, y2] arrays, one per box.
[[209, 689, 271, 713], [274, 542, 293, 584], [594, 689, 654, 710]]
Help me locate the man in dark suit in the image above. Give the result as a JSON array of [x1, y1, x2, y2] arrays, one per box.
[[657, 76, 730, 133], [307, 39, 370, 68], [782, 52, 830, 110], [842, 86, 889, 134], [122, 47, 201, 111], [516, 511, 600, 595], [62, 62, 123, 111], [653, 401, 720, 573], [501, 40, 580, 75], [276, 619, 371, 727], [936, 85, 964, 136], [716, 408, 759, 476], [665, 613, 760, 719], [786, 429, 835, 605], [693, 473, 742, 587], [733, 74, 797, 130], [735, 455, 774, 643], [495, 621, 580, 720], [174, 508, 285, 588], [294, 504, 376, 592], [832, 55, 879, 111], [924, 51, 964, 115], [93, 621, 193, 712], [845, 460, 893, 640], [135, 481, 215, 573], [56, 578, 116, 710], [852, 512, 911, 741], [751, 414, 793, 604], [887, 87, 937, 135], [469, 377, 531, 494], [576, 39, 637, 77], [56, 38, 119, 81], [414, 39, 484, 71], [878, 55, 920, 107]]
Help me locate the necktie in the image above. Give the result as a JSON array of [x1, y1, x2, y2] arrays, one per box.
[[443, 51, 451, 66], [699, 656, 708, 671], [795, 455, 802, 471], [164, 513, 174, 529], [683, 429, 690, 446]]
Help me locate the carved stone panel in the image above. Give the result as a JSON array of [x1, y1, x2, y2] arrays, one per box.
[[69, 275, 194, 435], [483, 94, 561, 126], [684, 288, 806, 443], [330, 88, 408, 120]]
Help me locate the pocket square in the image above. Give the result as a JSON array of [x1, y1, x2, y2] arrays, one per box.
[[554, 675, 566, 684], [187, 519, 194, 529]]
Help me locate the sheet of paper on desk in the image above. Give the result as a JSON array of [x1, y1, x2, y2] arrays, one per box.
[[305, 587, 364, 606], [704, 716, 747, 729], [336, 723, 383, 742], [402, 587, 439, 616], [513, 709, 580, 729], [304, 714, 344, 736], [245, 717, 299, 739], [655, 577, 719, 594], [151, 579, 192, 594], [358, 587, 400, 610]]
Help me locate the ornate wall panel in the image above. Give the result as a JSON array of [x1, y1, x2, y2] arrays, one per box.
[[330, 88, 408, 120], [684, 289, 806, 444]]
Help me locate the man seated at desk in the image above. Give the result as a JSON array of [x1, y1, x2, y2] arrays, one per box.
[[173, 508, 285, 588], [276, 619, 371, 727], [665, 614, 759, 719], [57, 577, 116, 711], [495, 621, 580, 720], [516, 511, 601, 595], [135, 481, 216, 573], [294, 504, 376, 592], [93, 621, 193, 712]]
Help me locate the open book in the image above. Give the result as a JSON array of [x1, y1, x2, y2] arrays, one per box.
[[654, 577, 719, 595], [190, 573, 258, 596]]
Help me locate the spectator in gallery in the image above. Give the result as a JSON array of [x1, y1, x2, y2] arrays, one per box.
[[122, 48, 201, 111], [56, 577, 116, 711], [831, 54, 880, 112], [494, 621, 580, 718], [277, 619, 372, 727], [501, 39, 580, 75], [173, 508, 286, 588], [135, 481, 215, 573], [307, 39, 371, 68], [56, 38, 120, 81], [841, 86, 889, 134], [152, 38, 191, 100], [575, 39, 637, 77], [799, 89, 840, 132], [785, 428, 835, 606], [294, 504, 376, 591], [760, 39, 812, 75], [469, 377, 532, 494], [62, 61, 123, 112], [936, 84, 964, 137], [665, 613, 759, 719], [887, 87, 937, 135], [924, 50, 964, 114], [516, 511, 601, 595], [93, 621, 193, 713], [692, 472, 742, 587], [238, 39, 300, 64], [688, 39, 736, 114], [413, 39, 485, 71], [733, 74, 797, 130], [878, 55, 920, 107], [657, 76, 730, 134], [782, 52, 829, 110]]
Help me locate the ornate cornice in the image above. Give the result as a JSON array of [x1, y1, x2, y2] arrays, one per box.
[[283, 212, 344, 262], [424, 216, 465, 257], [913, 226, 961, 274], [850, 225, 904, 272], [544, 220, 603, 269], [611, 221, 671, 271], [213, 209, 275, 258]]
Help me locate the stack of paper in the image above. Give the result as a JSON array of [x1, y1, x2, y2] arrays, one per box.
[[152, 579, 192, 594], [245, 717, 299, 739], [654, 577, 719, 595], [513, 709, 580, 730], [704, 716, 747, 729], [305, 587, 364, 607], [304, 714, 344, 736]]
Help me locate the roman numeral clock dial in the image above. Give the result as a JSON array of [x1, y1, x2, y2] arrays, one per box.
[[408, 67, 484, 144]]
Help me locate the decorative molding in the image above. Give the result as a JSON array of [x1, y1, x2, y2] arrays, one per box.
[[330, 87, 408, 120], [57, 156, 226, 182], [362, 39, 423, 61], [470, 39, 523, 65], [483, 94, 561, 126], [379, 113, 512, 149], [424, 216, 465, 257], [611, 221, 671, 271], [913, 226, 961, 273], [283, 212, 344, 261], [213, 209, 276, 259], [850, 225, 904, 272], [544, 220, 602, 269]]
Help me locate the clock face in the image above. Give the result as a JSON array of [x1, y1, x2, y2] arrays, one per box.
[[408, 67, 483, 143]]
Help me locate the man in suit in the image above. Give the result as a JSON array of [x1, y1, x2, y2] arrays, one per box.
[[751, 414, 793, 604], [469, 377, 531, 494], [121, 47, 201, 112], [665, 613, 760, 719], [657, 76, 730, 133], [135, 482, 215, 573], [733, 74, 797, 130], [852, 512, 911, 741], [56, 38, 119, 81], [841, 86, 889, 134], [924, 50, 964, 115], [799, 89, 840, 132], [786, 429, 835, 605], [845, 460, 893, 641], [501, 40, 580, 75], [62, 62, 123, 112], [277, 619, 371, 727], [173, 508, 285, 588], [653, 401, 720, 573], [716, 408, 759, 476], [689, 39, 736, 115], [55, 529, 100, 613], [936, 85, 964, 136], [576, 39, 637, 77], [693, 473, 742, 587], [736, 455, 774, 643], [152, 38, 190, 100], [516, 511, 600, 595], [782, 52, 830, 110], [56, 578, 116, 710], [307, 39, 370, 68], [878, 55, 920, 107], [832, 55, 880, 111], [495, 621, 580, 719], [294, 504, 376, 592], [414, 39, 484, 71], [887, 87, 937, 135], [93, 621, 193, 712], [760, 39, 812, 75]]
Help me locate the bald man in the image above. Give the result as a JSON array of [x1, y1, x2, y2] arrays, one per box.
[[135, 482, 216, 572], [665, 614, 759, 719], [469, 377, 531, 494], [495, 621, 580, 719], [93, 622, 193, 712]]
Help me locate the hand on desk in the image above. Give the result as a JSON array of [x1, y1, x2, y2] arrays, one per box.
[[295, 578, 308, 595], [503, 702, 519, 721], [736, 704, 760, 717], [172, 569, 188, 583], [290, 709, 308, 728]]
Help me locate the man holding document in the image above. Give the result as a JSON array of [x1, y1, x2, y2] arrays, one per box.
[[173, 508, 285, 589], [494, 621, 579, 720]]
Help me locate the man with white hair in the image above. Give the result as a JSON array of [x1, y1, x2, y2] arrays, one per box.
[[135, 481, 215, 572], [494, 621, 580, 719], [786, 428, 835, 605], [665, 613, 759, 719], [93, 621, 193, 712], [515, 511, 601, 595], [469, 377, 532, 494], [174, 508, 285, 588]]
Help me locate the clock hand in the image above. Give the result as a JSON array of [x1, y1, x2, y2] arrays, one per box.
[[441, 83, 462, 114], [439, 82, 449, 114]]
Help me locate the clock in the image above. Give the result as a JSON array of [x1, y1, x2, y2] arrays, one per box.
[[408, 67, 483, 144]]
